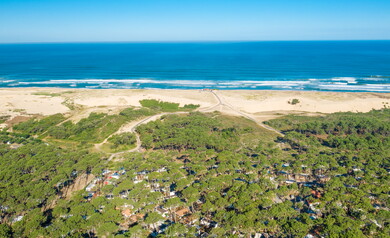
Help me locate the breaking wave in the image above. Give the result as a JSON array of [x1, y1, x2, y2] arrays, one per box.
[[1, 77, 389, 92]]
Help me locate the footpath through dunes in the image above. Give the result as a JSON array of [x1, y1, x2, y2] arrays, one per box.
[[97, 90, 284, 160], [208, 91, 284, 136]]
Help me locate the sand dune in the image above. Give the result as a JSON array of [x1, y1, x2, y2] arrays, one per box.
[[0, 88, 389, 121]]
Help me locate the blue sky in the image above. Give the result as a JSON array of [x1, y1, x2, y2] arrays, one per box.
[[1, 0, 389, 43]]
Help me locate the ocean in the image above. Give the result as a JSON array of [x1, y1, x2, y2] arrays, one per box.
[[0, 41, 389, 92]]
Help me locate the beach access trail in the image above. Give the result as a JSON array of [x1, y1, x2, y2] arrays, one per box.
[[208, 90, 284, 136], [97, 90, 283, 161]]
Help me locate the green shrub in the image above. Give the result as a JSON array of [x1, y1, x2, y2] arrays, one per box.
[[108, 132, 137, 148], [288, 98, 300, 105]]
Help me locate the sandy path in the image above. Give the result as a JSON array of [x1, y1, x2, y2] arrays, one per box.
[[210, 91, 284, 136]]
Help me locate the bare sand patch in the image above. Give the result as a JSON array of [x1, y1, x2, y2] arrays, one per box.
[[217, 90, 390, 114], [0, 88, 69, 117]]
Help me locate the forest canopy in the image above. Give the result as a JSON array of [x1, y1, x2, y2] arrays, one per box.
[[0, 108, 389, 237]]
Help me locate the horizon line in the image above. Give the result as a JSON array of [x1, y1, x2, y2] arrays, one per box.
[[1, 39, 390, 44]]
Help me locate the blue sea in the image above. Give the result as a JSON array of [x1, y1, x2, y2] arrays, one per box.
[[0, 41, 389, 92]]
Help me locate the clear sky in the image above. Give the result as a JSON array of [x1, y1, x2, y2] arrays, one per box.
[[1, 0, 390, 43]]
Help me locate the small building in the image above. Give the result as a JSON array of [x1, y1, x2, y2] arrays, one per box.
[[119, 191, 129, 199], [86, 182, 96, 192], [122, 209, 133, 218], [305, 234, 315, 238], [85, 191, 96, 200], [102, 169, 111, 176], [156, 167, 168, 173], [134, 179, 142, 184], [200, 218, 211, 227], [254, 233, 262, 238], [104, 180, 113, 185], [200, 218, 218, 228], [295, 174, 310, 182], [317, 175, 331, 183], [12, 215, 24, 223], [183, 214, 198, 225], [156, 207, 169, 217], [137, 170, 149, 175], [175, 207, 190, 217], [311, 190, 322, 199], [285, 180, 296, 184], [129, 213, 145, 223], [110, 172, 120, 180], [0, 205, 9, 212], [119, 168, 126, 175]]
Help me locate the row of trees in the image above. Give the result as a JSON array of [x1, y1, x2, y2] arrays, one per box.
[[139, 99, 199, 112]]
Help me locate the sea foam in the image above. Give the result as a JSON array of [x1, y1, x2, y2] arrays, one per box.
[[1, 77, 388, 92]]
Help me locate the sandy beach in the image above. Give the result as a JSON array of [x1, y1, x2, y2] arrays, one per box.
[[1, 88, 389, 123]]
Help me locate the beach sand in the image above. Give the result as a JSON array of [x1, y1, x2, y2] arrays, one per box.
[[1, 88, 389, 123]]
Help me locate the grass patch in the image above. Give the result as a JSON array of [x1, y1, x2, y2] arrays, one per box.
[[214, 114, 279, 149], [99, 142, 136, 153], [33, 92, 63, 97], [0, 115, 10, 124], [61, 98, 83, 111], [33, 91, 74, 97], [98, 132, 138, 153], [12, 109, 26, 113], [264, 115, 319, 131]]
